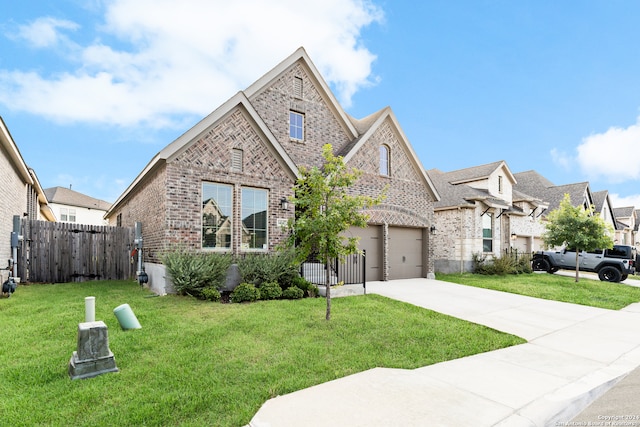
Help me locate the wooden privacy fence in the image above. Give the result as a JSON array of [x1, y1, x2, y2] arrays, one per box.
[[18, 219, 136, 283]]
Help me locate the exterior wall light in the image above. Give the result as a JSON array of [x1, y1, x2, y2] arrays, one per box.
[[280, 197, 289, 210], [430, 225, 436, 234]]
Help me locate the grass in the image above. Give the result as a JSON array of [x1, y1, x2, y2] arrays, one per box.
[[0, 280, 524, 427], [436, 272, 640, 310]]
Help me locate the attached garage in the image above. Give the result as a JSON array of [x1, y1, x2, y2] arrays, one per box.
[[348, 225, 382, 281], [388, 227, 424, 280]]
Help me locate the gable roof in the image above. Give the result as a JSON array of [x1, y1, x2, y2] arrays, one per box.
[[44, 186, 111, 211], [107, 48, 440, 217], [341, 106, 439, 201], [426, 168, 509, 211], [106, 91, 299, 217], [613, 206, 635, 218], [513, 171, 594, 216], [443, 160, 515, 186], [244, 47, 359, 140]]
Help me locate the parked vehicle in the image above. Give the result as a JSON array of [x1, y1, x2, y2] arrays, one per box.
[[531, 245, 636, 282]]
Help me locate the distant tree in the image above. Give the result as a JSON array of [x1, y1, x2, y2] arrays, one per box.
[[543, 193, 614, 282], [286, 144, 385, 320]]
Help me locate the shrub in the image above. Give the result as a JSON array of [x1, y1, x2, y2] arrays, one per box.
[[163, 248, 232, 299], [259, 281, 282, 300], [237, 249, 300, 288], [200, 287, 221, 302], [282, 286, 304, 300], [230, 283, 260, 303], [473, 251, 532, 275], [291, 276, 318, 297]]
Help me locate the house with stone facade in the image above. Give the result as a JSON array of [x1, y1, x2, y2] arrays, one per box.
[[427, 160, 548, 273], [0, 116, 54, 275], [105, 47, 439, 293], [592, 190, 617, 232], [613, 207, 637, 246]]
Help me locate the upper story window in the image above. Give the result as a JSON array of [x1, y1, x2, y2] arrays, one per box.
[[202, 183, 233, 250], [379, 145, 390, 176], [289, 111, 304, 141], [498, 175, 503, 194], [60, 207, 76, 223], [482, 213, 493, 252]]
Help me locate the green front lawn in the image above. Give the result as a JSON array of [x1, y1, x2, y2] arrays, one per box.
[[0, 281, 524, 426], [436, 272, 640, 310]]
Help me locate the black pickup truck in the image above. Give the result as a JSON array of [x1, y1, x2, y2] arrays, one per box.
[[531, 245, 636, 282]]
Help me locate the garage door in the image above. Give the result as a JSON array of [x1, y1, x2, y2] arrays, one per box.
[[388, 227, 423, 280], [347, 225, 382, 281]]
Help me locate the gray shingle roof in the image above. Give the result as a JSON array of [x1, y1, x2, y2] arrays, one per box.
[[44, 187, 111, 211]]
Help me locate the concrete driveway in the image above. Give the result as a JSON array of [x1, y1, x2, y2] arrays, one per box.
[[250, 278, 640, 427]]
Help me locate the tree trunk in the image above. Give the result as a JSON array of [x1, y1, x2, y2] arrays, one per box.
[[575, 250, 580, 283], [325, 258, 331, 320]]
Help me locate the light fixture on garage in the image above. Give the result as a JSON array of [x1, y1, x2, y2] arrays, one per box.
[[280, 197, 289, 211], [511, 233, 517, 240], [430, 225, 436, 234]]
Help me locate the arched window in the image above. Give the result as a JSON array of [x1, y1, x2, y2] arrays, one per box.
[[379, 145, 390, 176]]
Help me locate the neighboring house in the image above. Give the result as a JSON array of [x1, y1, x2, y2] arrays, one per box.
[[592, 190, 617, 232], [44, 186, 111, 226], [612, 206, 637, 246], [0, 116, 54, 275], [105, 47, 439, 293], [427, 160, 547, 273]]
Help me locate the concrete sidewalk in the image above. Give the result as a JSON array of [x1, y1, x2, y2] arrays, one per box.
[[250, 279, 640, 427]]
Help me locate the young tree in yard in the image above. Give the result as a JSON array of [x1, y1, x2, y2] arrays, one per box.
[[286, 144, 385, 320], [543, 193, 614, 282]]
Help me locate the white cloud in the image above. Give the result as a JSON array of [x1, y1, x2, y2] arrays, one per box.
[[14, 17, 79, 48], [550, 147, 573, 170], [577, 118, 640, 182], [609, 193, 640, 211], [0, 0, 383, 128]]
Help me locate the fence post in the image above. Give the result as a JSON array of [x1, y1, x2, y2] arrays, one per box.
[[362, 249, 366, 295]]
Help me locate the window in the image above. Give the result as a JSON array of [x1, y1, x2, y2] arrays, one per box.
[[116, 213, 122, 227], [482, 213, 493, 252], [289, 111, 304, 140], [60, 208, 76, 223], [202, 183, 233, 249], [380, 145, 390, 176], [231, 148, 243, 172], [241, 187, 268, 250], [498, 175, 503, 194], [293, 76, 303, 98]]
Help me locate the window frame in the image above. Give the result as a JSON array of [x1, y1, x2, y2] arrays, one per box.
[[379, 144, 390, 176], [482, 212, 493, 253], [289, 111, 304, 141], [201, 182, 233, 251], [241, 187, 269, 252]]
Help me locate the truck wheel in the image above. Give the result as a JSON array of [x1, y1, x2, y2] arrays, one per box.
[[532, 258, 550, 272], [621, 274, 628, 281], [598, 266, 622, 282]]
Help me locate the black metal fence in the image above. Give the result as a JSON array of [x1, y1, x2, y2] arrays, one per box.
[[300, 250, 366, 286], [503, 248, 533, 264]]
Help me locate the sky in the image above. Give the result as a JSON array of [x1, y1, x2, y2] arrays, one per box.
[[2, 0, 640, 210]]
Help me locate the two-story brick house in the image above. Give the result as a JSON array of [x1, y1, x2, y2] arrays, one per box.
[[426, 161, 546, 273], [105, 48, 439, 293]]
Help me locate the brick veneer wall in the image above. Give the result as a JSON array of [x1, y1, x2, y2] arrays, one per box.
[[168, 108, 295, 254], [107, 164, 167, 264], [0, 144, 28, 266], [249, 63, 352, 169]]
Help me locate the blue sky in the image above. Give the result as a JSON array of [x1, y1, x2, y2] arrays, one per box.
[[2, 1, 640, 209]]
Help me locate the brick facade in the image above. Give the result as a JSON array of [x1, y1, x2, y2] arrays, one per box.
[[0, 143, 27, 266], [106, 48, 437, 291]]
